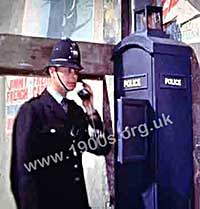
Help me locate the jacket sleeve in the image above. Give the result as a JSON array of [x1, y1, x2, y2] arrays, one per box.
[[83, 110, 112, 156], [10, 102, 39, 209]]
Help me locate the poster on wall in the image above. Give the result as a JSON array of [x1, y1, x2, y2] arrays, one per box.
[[162, 0, 200, 43], [162, 0, 200, 24], [22, 0, 94, 42], [103, 0, 121, 44], [5, 76, 49, 140]]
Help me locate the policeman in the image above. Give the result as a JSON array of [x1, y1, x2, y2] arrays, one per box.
[[10, 38, 111, 209]]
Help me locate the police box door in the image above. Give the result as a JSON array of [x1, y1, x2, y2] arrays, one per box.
[[116, 97, 156, 209]]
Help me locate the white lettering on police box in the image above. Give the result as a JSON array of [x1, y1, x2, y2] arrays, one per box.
[[124, 78, 141, 88], [164, 78, 182, 86]]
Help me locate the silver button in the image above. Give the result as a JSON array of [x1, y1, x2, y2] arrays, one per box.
[[66, 156, 69, 159], [73, 140, 75, 143], [74, 177, 80, 182], [74, 164, 78, 168], [50, 128, 56, 133]]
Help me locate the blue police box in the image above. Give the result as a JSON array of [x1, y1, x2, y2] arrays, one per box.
[[112, 6, 194, 209]]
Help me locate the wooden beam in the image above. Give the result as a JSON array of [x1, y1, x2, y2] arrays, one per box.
[[0, 34, 114, 78]]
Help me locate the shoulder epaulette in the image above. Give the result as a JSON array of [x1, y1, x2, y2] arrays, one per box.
[[27, 94, 41, 103]]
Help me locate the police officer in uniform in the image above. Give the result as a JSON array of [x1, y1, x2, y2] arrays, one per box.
[[10, 38, 111, 209]]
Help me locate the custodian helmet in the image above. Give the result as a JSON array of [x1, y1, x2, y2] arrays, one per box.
[[45, 38, 83, 73]]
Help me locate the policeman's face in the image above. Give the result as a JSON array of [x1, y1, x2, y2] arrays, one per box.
[[49, 66, 79, 92]]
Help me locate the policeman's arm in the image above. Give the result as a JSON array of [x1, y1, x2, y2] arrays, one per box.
[[84, 110, 112, 156], [78, 82, 112, 154], [10, 103, 38, 209]]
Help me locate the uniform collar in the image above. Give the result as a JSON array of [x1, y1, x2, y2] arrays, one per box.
[[40, 89, 70, 121], [47, 86, 64, 104], [40, 89, 80, 122]]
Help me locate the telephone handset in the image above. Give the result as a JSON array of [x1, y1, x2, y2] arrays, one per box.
[[77, 79, 91, 100], [77, 79, 97, 133], [77, 88, 91, 100]]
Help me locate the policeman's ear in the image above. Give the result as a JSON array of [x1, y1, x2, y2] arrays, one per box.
[[48, 67, 57, 78]]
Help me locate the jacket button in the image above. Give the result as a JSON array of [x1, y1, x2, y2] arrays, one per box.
[[74, 177, 80, 182], [50, 128, 56, 133], [66, 156, 69, 159], [74, 164, 78, 168]]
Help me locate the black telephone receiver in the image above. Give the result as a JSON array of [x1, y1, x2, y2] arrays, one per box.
[[77, 79, 91, 100]]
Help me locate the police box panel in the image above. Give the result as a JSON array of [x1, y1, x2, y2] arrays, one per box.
[[154, 52, 193, 207], [117, 97, 153, 164], [119, 47, 153, 102]]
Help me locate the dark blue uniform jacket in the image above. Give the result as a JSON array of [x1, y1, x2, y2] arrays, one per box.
[[10, 89, 111, 209]]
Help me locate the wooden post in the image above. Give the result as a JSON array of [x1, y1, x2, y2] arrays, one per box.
[[103, 78, 115, 206], [121, 0, 132, 38]]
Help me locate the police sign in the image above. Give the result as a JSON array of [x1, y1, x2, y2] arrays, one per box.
[[165, 78, 182, 86], [123, 74, 148, 90], [160, 74, 186, 89], [124, 78, 141, 88]]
